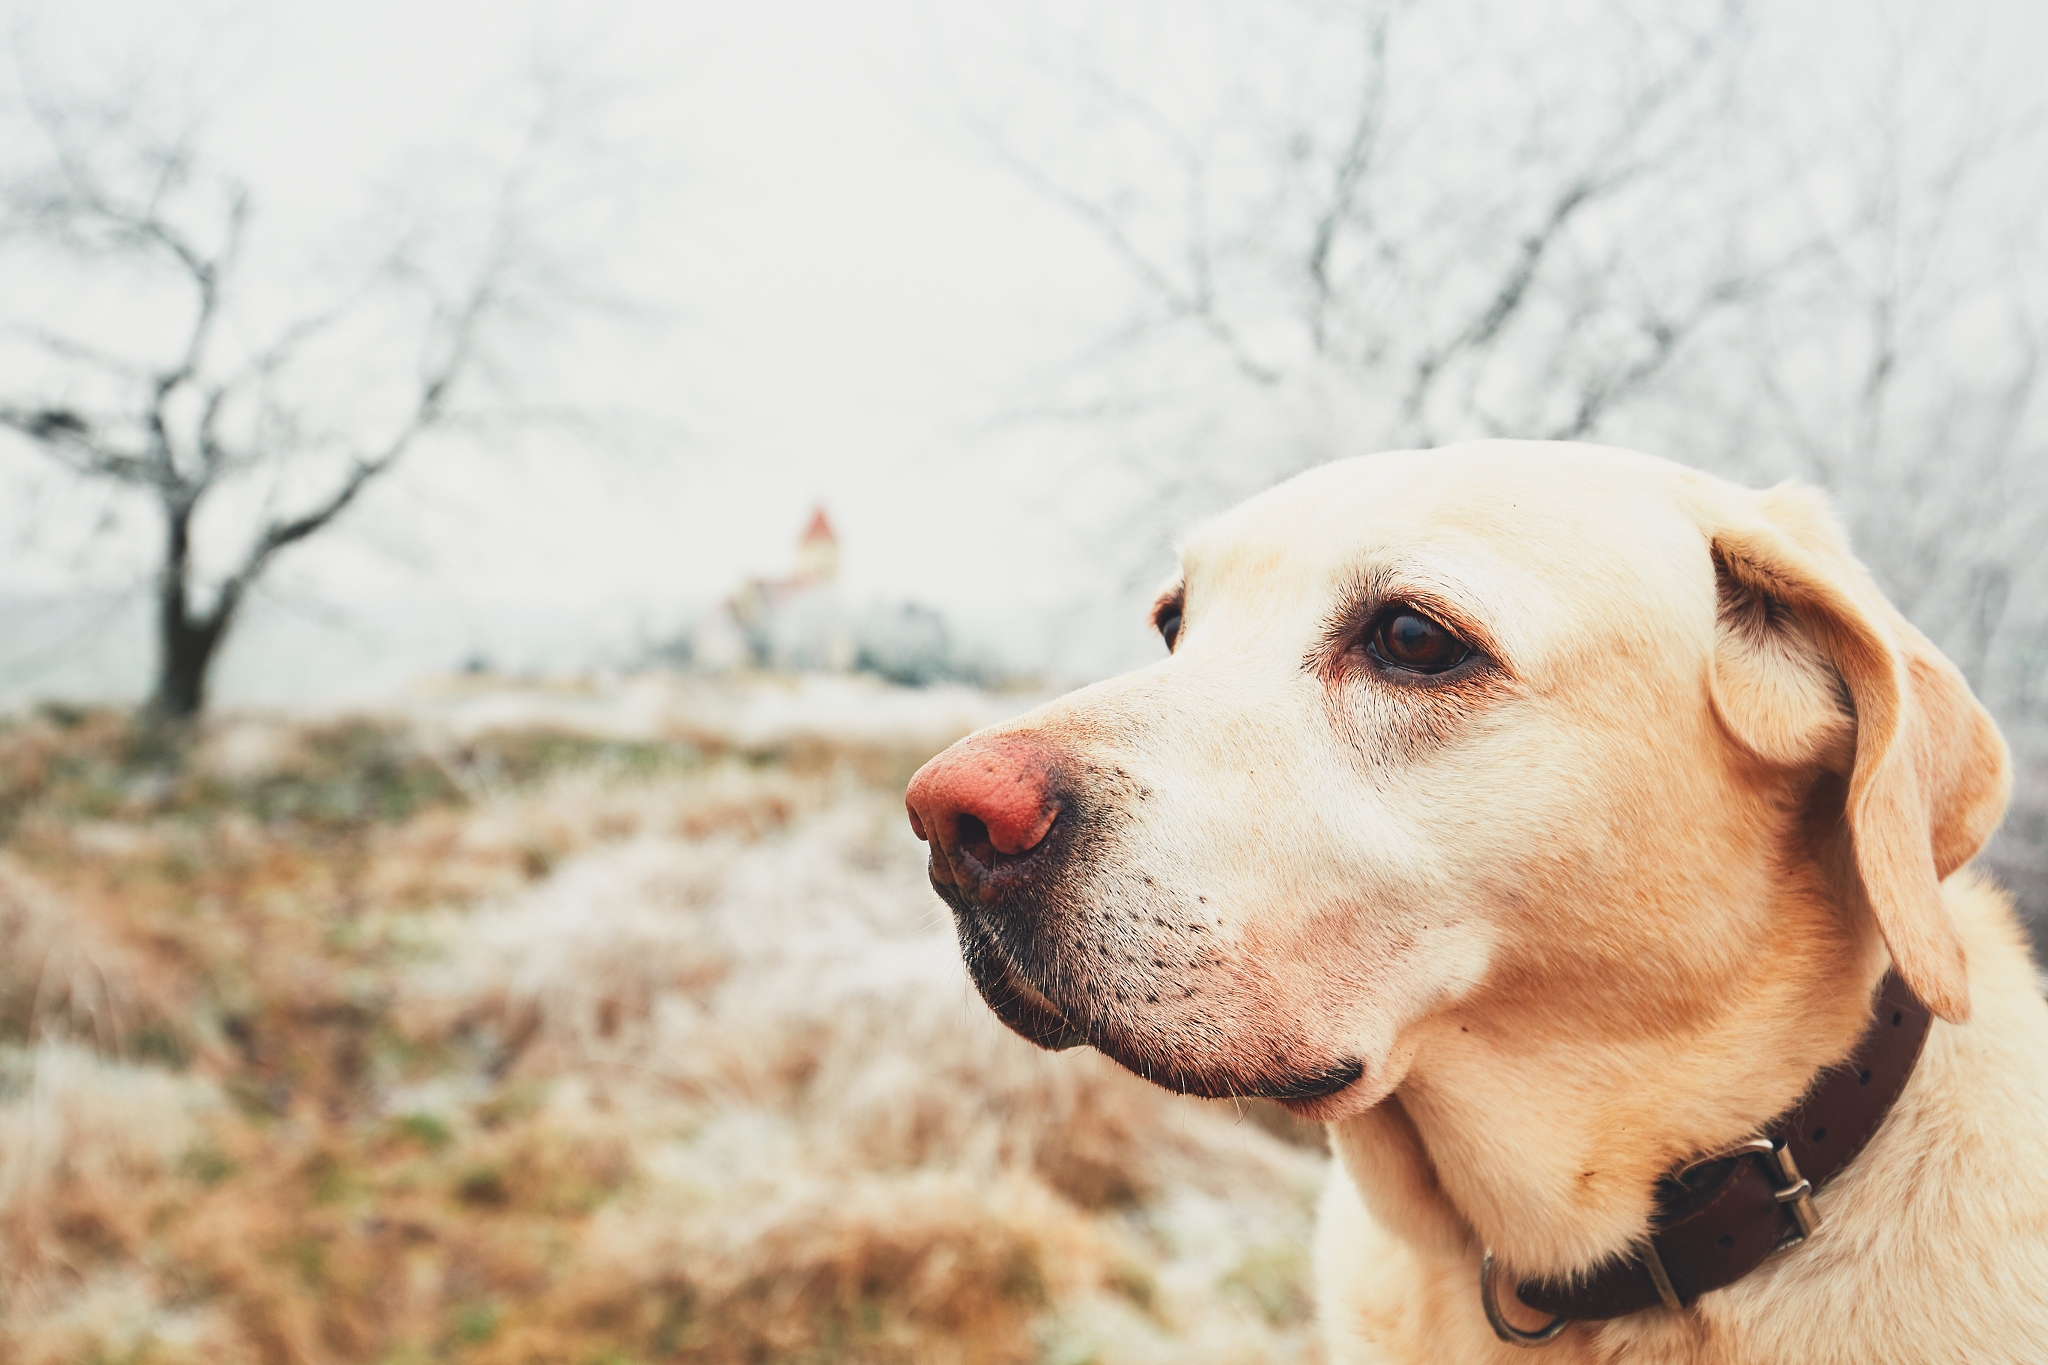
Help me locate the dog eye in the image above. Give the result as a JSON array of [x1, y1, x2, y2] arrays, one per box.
[[1367, 607, 1470, 674], [1156, 605, 1183, 651]]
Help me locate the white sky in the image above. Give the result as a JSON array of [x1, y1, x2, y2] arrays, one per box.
[[1, 0, 2041, 703], [0, 0, 1151, 700]]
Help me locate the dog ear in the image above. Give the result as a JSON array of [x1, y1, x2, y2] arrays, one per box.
[[1700, 481, 2010, 1023]]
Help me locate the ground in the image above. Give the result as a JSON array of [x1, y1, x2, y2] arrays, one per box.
[[0, 676, 1326, 1365]]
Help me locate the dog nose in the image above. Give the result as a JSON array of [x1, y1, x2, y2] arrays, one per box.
[[906, 738, 1059, 888]]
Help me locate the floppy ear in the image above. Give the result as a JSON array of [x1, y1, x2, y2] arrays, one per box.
[[1700, 481, 2011, 1023]]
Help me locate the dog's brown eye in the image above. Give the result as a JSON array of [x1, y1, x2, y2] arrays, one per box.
[[1156, 605, 1183, 651], [1367, 608, 1470, 674]]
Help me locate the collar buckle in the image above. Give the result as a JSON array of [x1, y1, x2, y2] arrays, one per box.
[[1684, 1136, 1823, 1249]]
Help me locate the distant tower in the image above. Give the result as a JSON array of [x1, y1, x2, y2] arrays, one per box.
[[795, 507, 840, 583]]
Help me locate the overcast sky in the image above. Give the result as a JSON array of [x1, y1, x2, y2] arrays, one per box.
[[1, 0, 2042, 705], [0, 0, 1151, 701]]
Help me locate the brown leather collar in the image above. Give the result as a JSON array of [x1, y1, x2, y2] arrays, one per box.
[[1505, 970, 1931, 1329]]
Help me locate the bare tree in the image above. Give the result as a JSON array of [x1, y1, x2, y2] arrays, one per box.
[[0, 79, 589, 719], [1723, 14, 2048, 916], [981, 0, 2048, 928], [984, 2, 1777, 464]]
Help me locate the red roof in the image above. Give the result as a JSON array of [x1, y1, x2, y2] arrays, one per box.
[[801, 508, 837, 544]]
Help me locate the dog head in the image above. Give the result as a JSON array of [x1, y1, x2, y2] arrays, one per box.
[[907, 441, 2009, 1120]]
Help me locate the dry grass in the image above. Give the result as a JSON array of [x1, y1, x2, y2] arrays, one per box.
[[0, 694, 1325, 1364]]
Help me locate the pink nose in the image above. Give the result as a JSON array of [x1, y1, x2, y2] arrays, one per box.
[[905, 738, 1059, 876]]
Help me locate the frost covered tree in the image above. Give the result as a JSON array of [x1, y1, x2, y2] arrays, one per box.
[[982, 0, 2048, 926], [0, 73, 600, 718]]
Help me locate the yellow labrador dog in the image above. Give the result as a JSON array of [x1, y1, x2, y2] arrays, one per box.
[[905, 441, 2048, 1363]]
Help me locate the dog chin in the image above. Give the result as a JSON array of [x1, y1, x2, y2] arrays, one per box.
[[1274, 1035, 1415, 1121], [1272, 1070, 1392, 1121], [1077, 1027, 1374, 1110], [985, 974, 1377, 1111], [961, 938, 1090, 1052], [955, 913, 1394, 1114]]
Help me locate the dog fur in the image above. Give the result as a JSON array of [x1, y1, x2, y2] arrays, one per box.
[[917, 440, 2048, 1362]]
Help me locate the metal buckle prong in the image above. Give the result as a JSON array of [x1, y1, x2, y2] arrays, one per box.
[[1766, 1143, 1822, 1243]]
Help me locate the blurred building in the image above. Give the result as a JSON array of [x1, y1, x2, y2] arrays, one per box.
[[694, 508, 855, 672], [792, 508, 840, 582]]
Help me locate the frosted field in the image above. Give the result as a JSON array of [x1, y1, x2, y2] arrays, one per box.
[[0, 677, 1328, 1364]]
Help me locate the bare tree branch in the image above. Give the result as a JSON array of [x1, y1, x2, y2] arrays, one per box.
[[0, 62, 596, 718], [978, 126, 1283, 386], [1305, 9, 1395, 355]]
